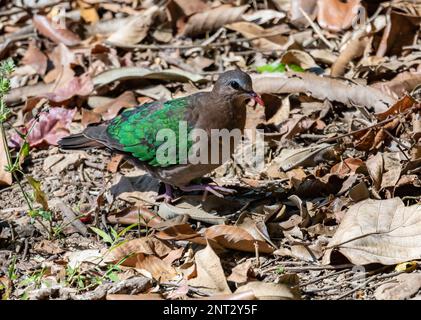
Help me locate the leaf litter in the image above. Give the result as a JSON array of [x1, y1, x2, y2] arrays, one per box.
[[0, 0, 420, 301]]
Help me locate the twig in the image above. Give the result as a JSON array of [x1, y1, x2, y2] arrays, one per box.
[[298, 7, 335, 51], [317, 113, 404, 144], [300, 269, 350, 287]]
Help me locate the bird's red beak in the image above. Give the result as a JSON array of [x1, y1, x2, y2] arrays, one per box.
[[250, 92, 264, 106]]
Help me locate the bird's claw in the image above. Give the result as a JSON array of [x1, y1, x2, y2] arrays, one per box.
[[155, 183, 174, 203], [179, 184, 236, 200]]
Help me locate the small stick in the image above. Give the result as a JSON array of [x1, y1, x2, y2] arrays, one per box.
[[299, 7, 335, 50]]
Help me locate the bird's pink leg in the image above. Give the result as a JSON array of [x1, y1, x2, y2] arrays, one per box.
[[155, 183, 174, 202], [179, 184, 236, 199]]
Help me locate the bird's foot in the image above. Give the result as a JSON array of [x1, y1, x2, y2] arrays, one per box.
[[179, 184, 236, 199], [155, 183, 174, 203]]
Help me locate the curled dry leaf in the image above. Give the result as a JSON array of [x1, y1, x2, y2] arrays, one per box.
[[93, 67, 205, 88], [251, 72, 396, 113], [204, 225, 274, 254], [331, 31, 370, 77], [106, 6, 160, 46], [9, 107, 76, 149], [182, 4, 248, 36], [188, 244, 232, 295], [323, 198, 421, 265], [33, 14, 81, 46]]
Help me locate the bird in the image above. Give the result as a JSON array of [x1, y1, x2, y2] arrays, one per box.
[[58, 70, 264, 202]]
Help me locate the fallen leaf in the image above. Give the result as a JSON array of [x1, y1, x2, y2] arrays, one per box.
[[9, 108, 76, 149], [93, 67, 205, 88], [235, 281, 300, 300], [107, 6, 159, 46], [317, 0, 362, 32], [227, 260, 254, 284], [188, 244, 232, 295], [204, 225, 274, 254], [227, 22, 292, 51], [182, 4, 248, 36], [323, 198, 421, 265], [92, 91, 137, 121], [107, 206, 163, 227], [21, 42, 48, 76], [33, 14, 81, 46], [45, 73, 94, 102], [375, 274, 421, 300]]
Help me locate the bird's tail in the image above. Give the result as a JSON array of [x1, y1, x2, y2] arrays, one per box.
[[58, 126, 110, 150]]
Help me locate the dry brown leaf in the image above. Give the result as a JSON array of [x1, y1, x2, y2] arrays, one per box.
[[374, 274, 421, 300], [173, 0, 209, 16], [227, 260, 254, 284], [235, 281, 300, 300], [227, 22, 291, 51], [375, 95, 417, 121], [251, 72, 395, 113], [45, 73, 94, 103], [32, 14, 81, 46], [81, 108, 102, 127], [204, 225, 274, 254], [21, 42, 48, 76], [105, 237, 173, 263], [317, 0, 362, 32], [107, 206, 163, 227], [92, 91, 137, 121], [132, 254, 178, 282], [188, 244, 232, 295], [372, 72, 421, 99], [107, 154, 125, 174], [107, 6, 159, 46], [155, 223, 203, 242], [330, 158, 364, 176], [281, 50, 318, 69], [376, 10, 421, 57], [323, 198, 421, 265], [182, 4, 248, 36]]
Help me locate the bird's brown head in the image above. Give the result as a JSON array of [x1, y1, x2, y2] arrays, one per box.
[[212, 70, 264, 107]]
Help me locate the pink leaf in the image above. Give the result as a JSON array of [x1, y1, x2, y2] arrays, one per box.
[[9, 108, 76, 149]]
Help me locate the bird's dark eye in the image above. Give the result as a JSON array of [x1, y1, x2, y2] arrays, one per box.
[[230, 81, 240, 90]]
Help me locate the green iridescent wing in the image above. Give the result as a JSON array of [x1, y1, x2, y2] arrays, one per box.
[[106, 97, 193, 167]]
